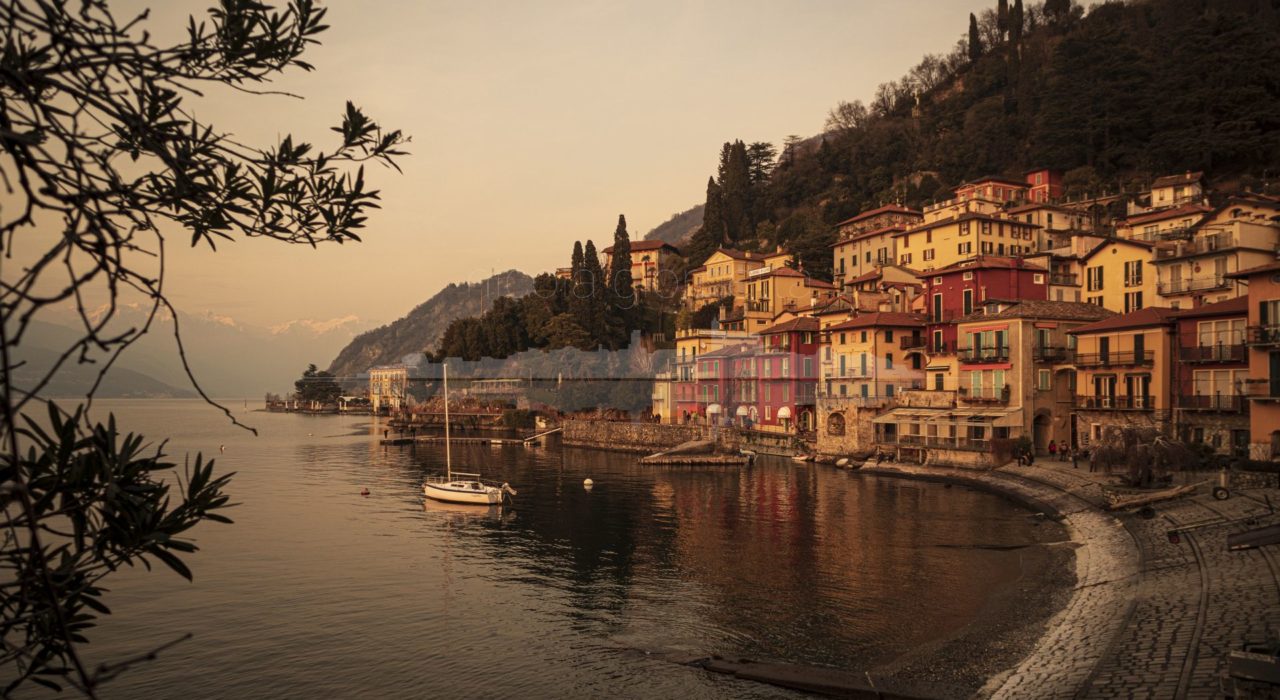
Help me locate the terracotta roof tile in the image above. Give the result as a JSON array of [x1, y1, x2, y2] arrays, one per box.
[[1069, 306, 1179, 334], [955, 300, 1115, 323], [825, 312, 926, 330]]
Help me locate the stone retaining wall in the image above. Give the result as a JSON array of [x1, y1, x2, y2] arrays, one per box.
[[563, 420, 703, 453]]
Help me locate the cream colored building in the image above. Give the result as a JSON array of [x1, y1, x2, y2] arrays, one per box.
[[369, 365, 408, 413], [742, 267, 836, 331], [831, 204, 923, 288], [685, 247, 794, 310], [895, 196, 1039, 273], [1152, 196, 1280, 309]]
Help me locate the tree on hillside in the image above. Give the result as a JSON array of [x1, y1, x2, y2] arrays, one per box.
[[0, 1, 405, 694], [1010, 0, 1024, 44], [610, 215, 635, 302], [969, 13, 982, 61], [572, 240, 608, 347], [686, 177, 727, 267], [997, 0, 1009, 41], [1044, 0, 1072, 27], [295, 364, 343, 403], [720, 140, 755, 242]]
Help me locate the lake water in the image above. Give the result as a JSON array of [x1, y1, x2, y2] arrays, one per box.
[[38, 400, 1063, 698]]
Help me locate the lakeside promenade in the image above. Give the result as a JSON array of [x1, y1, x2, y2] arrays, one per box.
[[861, 459, 1280, 699]]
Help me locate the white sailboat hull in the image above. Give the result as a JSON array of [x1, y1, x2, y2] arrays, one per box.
[[422, 476, 505, 505]]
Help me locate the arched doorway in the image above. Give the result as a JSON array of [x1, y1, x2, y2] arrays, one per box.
[[1033, 411, 1052, 455]]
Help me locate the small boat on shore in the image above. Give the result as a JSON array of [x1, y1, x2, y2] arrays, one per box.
[[422, 365, 517, 506]]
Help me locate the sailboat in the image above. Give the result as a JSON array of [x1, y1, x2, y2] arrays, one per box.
[[422, 364, 517, 506]]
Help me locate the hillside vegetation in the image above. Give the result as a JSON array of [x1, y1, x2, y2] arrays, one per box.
[[684, 0, 1280, 277]]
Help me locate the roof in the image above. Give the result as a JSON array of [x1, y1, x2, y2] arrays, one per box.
[[831, 223, 908, 246], [1006, 201, 1082, 215], [1120, 203, 1212, 227], [699, 342, 756, 359], [927, 256, 1047, 275], [955, 300, 1116, 324], [1068, 307, 1180, 335], [1151, 171, 1203, 189], [1171, 295, 1249, 319], [1077, 237, 1161, 262], [759, 316, 821, 335], [603, 240, 680, 255], [895, 212, 1040, 237], [1226, 260, 1280, 279], [813, 295, 857, 316], [826, 312, 926, 331], [711, 247, 768, 262], [833, 204, 922, 228], [958, 175, 1028, 188]]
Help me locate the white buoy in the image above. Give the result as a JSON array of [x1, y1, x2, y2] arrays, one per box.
[[219, 444, 225, 453], [583, 478, 594, 490]]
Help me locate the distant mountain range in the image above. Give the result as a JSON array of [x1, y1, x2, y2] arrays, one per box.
[[326, 270, 534, 378], [642, 204, 702, 246], [19, 306, 377, 398]]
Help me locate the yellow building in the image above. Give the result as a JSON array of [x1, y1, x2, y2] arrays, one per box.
[[603, 240, 682, 292], [894, 197, 1039, 273], [1069, 307, 1179, 446], [1151, 195, 1280, 309], [1078, 237, 1167, 314], [1148, 171, 1206, 211], [685, 247, 794, 310], [742, 266, 836, 331], [1006, 202, 1094, 251], [1116, 203, 1212, 240], [830, 204, 923, 288]]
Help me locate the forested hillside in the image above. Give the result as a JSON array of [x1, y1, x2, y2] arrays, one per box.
[[642, 204, 703, 245], [684, 0, 1280, 277]]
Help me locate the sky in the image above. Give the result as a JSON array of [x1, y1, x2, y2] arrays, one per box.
[[27, 0, 984, 329]]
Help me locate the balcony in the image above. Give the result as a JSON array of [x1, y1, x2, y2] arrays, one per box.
[[1076, 395, 1156, 411], [1242, 378, 1280, 401], [927, 340, 955, 355], [900, 336, 928, 350], [958, 346, 1011, 364], [1153, 233, 1236, 260], [1247, 326, 1280, 347], [958, 385, 1011, 404], [1073, 351, 1154, 367], [1049, 273, 1079, 286], [1178, 344, 1245, 363], [1158, 276, 1229, 295], [1033, 346, 1075, 363], [745, 299, 772, 312], [1179, 394, 1246, 412]]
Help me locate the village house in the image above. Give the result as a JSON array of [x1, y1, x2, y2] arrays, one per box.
[[684, 247, 793, 311], [1170, 297, 1251, 456], [1024, 167, 1063, 203], [666, 328, 755, 425], [895, 180, 1040, 273], [839, 264, 923, 312], [749, 317, 821, 434], [1151, 195, 1280, 309], [1006, 201, 1093, 252], [369, 365, 408, 413], [1148, 171, 1207, 211], [742, 266, 836, 331], [816, 312, 926, 455], [1068, 307, 1179, 448], [1115, 203, 1213, 241], [1079, 237, 1166, 313], [830, 204, 923, 288], [603, 240, 682, 292], [1227, 261, 1280, 460]]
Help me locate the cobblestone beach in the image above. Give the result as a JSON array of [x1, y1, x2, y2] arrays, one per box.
[[861, 460, 1280, 699]]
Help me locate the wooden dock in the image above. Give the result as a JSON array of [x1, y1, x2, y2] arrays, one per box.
[[380, 436, 528, 446]]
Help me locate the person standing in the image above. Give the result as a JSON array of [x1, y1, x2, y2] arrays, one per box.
[[1048, 440, 1058, 460]]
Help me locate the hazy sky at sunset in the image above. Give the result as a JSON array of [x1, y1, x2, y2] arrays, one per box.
[[52, 0, 983, 328]]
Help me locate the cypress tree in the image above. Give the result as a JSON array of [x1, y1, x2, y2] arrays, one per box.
[[969, 14, 982, 62], [578, 239, 608, 346], [571, 240, 584, 277], [1010, 0, 1024, 44], [721, 140, 754, 241], [997, 0, 1009, 40], [610, 214, 634, 299]]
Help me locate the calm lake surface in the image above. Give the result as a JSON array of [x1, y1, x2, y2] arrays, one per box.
[[52, 400, 1057, 698]]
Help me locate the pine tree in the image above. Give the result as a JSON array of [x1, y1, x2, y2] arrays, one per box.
[[969, 13, 982, 62]]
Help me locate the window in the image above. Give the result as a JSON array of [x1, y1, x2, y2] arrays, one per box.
[[963, 289, 974, 315], [923, 249, 935, 261], [885, 353, 893, 369], [1038, 369, 1051, 390], [1087, 266, 1104, 291], [958, 242, 973, 255], [1033, 273, 1045, 284], [963, 271, 974, 281], [885, 330, 895, 342], [1124, 260, 1143, 287], [960, 221, 971, 235], [900, 253, 912, 264], [981, 221, 991, 234], [902, 235, 910, 248], [865, 251, 871, 263], [861, 331, 868, 342], [934, 277, 943, 285], [934, 372, 945, 390], [926, 230, 933, 243], [1124, 291, 1143, 313], [981, 241, 993, 254]]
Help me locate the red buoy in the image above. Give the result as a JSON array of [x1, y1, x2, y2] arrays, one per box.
[[360, 488, 370, 496]]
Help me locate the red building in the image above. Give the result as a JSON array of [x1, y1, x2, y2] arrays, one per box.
[[752, 317, 821, 433], [1024, 168, 1063, 203], [919, 256, 1050, 353]]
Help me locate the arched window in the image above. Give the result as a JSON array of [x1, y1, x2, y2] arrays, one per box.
[[827, 412, 846, 436]]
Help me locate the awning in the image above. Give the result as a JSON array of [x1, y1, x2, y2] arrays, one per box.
[[735, 405, 750, 417], [872, 407, 947, 424], [777, 406, 792, 419], [992, 408, 1024, 427], [707, 403, 722, 414], [925, 365, 950, 371]]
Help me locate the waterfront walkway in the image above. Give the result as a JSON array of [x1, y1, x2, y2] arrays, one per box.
[[861, 459, 1280, 700]]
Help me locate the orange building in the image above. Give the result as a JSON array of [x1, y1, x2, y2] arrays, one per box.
[[1227, 261, 1280, 459]]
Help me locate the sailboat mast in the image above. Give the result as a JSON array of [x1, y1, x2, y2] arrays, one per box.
[[443, 363, 452, 479]]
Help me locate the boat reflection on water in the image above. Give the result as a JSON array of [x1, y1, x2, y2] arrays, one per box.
[[421, 498, 515, 524]]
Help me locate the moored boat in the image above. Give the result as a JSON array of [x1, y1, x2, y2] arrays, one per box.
[[421, 364, 517, 506]]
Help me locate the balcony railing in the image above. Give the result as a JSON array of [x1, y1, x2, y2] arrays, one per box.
[[1076, 395, 1156, 410], [958, 346, 1010, 364], [958, 385, 1011, 403], [746, 299, 772, 312], [1033, 346, 1074, 363], [928, 340, 955, 355], [900, 336, 927, 350], [1073, 351, 1154, 367], [1178, 344, 1245, 363], [1242, 378, 1280, 401], [1049, 273, 1079, 286], [1179, 394, 1245, 412], [1154, 233, 1236, 260], [1158, 276, 1229, 295], [1247, 326, 1280, 347]]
